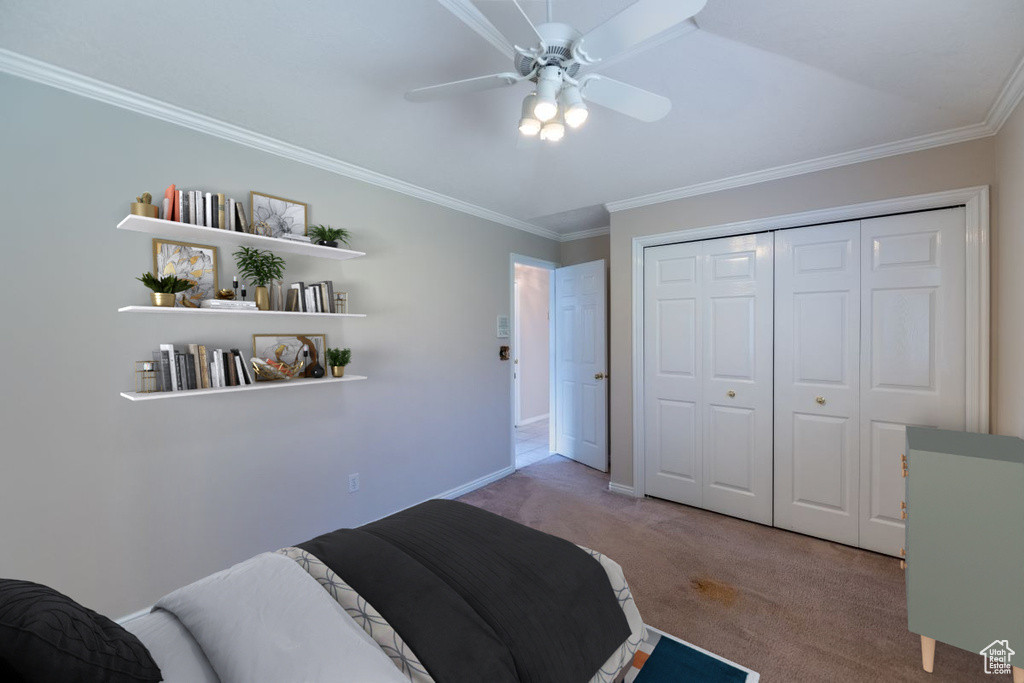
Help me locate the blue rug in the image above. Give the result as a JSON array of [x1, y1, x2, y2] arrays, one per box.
[[623, 626, 758, 682]]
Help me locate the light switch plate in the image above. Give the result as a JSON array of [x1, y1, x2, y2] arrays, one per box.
[[497, 315, 510, 338]]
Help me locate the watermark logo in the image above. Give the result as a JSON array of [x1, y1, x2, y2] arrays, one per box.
[[980, 640, 1015, 675]]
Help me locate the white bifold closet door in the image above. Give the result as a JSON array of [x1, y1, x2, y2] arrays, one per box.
[[774, 222, 862, 545], [643, 233, 774, 525]]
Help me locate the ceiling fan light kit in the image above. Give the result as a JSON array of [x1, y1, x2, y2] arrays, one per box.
[[408, 0, 708, 143]]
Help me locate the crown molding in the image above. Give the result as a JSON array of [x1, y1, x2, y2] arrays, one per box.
[[560, 226, 610, 242], [987, 52, 1024, 132], [605, 121, 994, 213], [0, 48, 560, 241], [606, 51, 1024, 214]]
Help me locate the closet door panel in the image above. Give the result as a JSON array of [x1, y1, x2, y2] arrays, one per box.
[[701, 233, 774, 525], [774, 222, 861, 545], [859, 208, 966, 556], [644, 244, 703, 506]]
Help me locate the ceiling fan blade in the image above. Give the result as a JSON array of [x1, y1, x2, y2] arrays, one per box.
[[574, 0, 707, 65], [471, 0, 544, 54], [578, 74, 671, 122], [405, 72, 524, 102]]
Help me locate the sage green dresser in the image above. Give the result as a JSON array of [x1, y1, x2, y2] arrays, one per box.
[[905, 427, 1024, 679]]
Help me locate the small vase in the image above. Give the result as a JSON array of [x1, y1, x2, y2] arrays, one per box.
[[271, 280, 284, 311], [331, 366, 345, 377], [254, 286, 270, 311], [131, 202, 159, 218], [151, 292, 175, 307], [309, 359, 325, 378]]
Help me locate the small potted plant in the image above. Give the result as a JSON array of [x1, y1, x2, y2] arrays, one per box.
[[307, 224, 351, 248], [326, 347, 351, 377], [136, 272, 194, 307], [130, 191, 159, 218], [233, 246, 286, 310]]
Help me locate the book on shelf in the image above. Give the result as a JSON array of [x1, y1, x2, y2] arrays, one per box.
[[225, 351, 238, 386], [234, 201, 247, 233], [198, 346, 211, 389], [183, 352, 197, 390], [187, 344, 202, 390], [159, 344, 178, 391], [161, 197, 170, 221], [217, 193, 225, 231], [290, 282, 306, 312], [204, 193, 213, 228], [213, 349, 225, 387], [231, 350, 251, 385], [165, 185, 177, 222]]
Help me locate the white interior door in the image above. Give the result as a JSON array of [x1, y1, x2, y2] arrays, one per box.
[[774, 222, 861, 545], [700, 234, 774, 525], [555, 260, 608, 471], [858, 208, 966, 556], [643, 235, 773, 524], [643, 242, 703, 506]]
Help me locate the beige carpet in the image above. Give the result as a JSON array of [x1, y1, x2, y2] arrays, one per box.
[[459, 456, 995, 682]]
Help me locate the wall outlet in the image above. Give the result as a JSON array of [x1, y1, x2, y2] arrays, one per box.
[[348, 473, 360, 493]]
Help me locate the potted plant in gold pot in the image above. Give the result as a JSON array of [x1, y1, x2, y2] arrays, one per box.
[[326, 347, 351, 377], [136, 272, 194, 307], [233, 246, 286, 311]]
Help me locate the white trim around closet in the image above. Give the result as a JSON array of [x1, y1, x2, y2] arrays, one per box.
[[630, 185, 990, 498]]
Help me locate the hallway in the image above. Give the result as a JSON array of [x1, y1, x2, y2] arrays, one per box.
[[514, 417, 555, 469]]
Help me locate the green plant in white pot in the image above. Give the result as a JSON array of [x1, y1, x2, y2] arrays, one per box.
[[233, 247, 286, 311], [326, 347, 351, 377]]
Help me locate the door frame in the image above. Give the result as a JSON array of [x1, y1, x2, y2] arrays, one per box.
[[509, 253, 559, 470], [631, 185, 990, 498]]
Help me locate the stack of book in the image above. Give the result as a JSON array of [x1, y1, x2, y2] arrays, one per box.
[[153, 344, 254, 391], [286, 281, 336, 313], [199, 300, 258, 310], [281, 233, 312, 243], [160, 184, 249, 232]]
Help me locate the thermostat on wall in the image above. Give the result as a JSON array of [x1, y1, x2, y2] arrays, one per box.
[[497, 315, 509, 338]]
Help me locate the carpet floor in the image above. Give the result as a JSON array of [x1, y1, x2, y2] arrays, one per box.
[[458, 455, 996, 683]]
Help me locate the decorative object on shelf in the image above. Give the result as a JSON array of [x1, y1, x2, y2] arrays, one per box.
[[326, 347, 351, 378], [250, 191, 307, 238], [199, 299, 257, 310], [333, 292, 348, 314], [233, 246, 286, 311], [251, 218, 272, 237], [136, 272, 194, 307], [252, 334, 325, 378], [215, 288, 235, 300], [307, 225, 351, 248], [251, 356, 305, 382], [271, 280, 284, 311], [153, 239, 218, 307], [307, 345, 325, 378], [131, 191, 159, 218], [135, 360, 159, 393]]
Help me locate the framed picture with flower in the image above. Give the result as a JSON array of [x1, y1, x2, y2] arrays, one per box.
[[250, 191, 308, 238], [152, 239, 218, 307]]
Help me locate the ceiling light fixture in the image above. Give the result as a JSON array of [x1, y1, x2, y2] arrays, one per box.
[[533, 65, 561, 122], [540, 111, 565, 142], [559, 85, 588, 129], [518, 93, 541, 136]]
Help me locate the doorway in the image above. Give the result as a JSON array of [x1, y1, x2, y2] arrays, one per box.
[[511, 256, 556, 470]]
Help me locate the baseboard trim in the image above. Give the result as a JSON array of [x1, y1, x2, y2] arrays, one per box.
[[608, 482, 636, 497], [517, 413, 549, 427], [114, 465, 515, 625], [437, 466, 515, 500]]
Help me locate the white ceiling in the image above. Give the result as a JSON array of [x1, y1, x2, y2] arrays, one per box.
[[1, 0, 1022, 236]]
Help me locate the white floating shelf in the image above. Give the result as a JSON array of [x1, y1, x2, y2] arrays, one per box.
[[121, 375, 367, 401], [118, 306, 365, 318], [117, 214, 366, 261]]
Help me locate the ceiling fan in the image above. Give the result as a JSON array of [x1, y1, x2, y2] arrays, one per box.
[[406, 0, 707, 142]]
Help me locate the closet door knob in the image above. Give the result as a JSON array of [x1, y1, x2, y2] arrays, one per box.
[[815, 396, 826, 405], [727, 390, 736, 398]]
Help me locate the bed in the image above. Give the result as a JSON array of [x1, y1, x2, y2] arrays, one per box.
[[112, 499, 646, 683]]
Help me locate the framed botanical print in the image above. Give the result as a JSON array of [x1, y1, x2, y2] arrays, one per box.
[[250, 191, 308, 238], [152, 239, 218, 307]]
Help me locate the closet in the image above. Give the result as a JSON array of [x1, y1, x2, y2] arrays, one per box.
[[642, 207, 967, 555]]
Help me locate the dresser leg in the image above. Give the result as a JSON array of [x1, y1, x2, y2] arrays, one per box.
[[921, 635, 935, 673], [1013, 665, 1023, 683]]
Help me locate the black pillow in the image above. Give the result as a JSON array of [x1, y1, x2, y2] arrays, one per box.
[[0, 579, 162, 683]]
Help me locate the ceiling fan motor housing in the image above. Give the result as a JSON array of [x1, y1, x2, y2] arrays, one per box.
[[515, 22, 582, 81]]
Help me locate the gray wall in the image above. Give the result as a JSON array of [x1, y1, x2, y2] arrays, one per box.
[[560, 233, 610, 267], [609, 136, 1000, 489], [0, 74, 560, 616]]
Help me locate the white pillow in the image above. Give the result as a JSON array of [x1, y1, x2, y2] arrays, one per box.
[[156, 552, 408, 683]]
